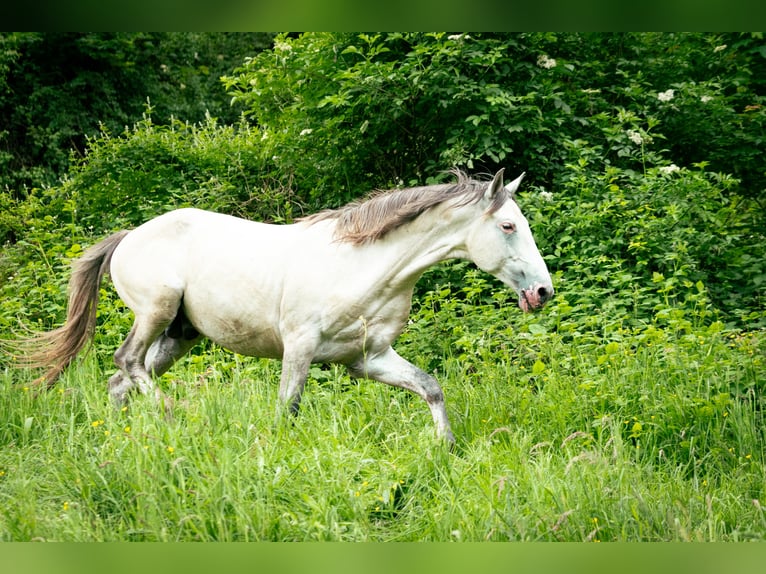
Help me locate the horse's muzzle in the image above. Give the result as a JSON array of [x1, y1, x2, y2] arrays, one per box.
[[519, 283, 554, 312]]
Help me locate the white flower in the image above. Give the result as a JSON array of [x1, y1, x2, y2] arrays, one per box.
[[657, 89, 675, 102], [659, 164, 680, 175], [714, 44, 727, 53], [626, 129, 644, 145], [537, 55, 557, 69], [700, 95, 713, 103], [448, 34, 470, 41], [274, 41, 292, 52], [539, 190, 554, 202], [299, 128, 313, 136]]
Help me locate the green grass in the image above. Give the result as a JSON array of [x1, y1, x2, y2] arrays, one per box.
[[1, 317, 764, 541]]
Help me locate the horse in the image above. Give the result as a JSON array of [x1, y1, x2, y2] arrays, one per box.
[[21, 169, 553, 443]]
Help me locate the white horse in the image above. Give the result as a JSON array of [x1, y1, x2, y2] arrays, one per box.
[[24, 169, 553, 442]]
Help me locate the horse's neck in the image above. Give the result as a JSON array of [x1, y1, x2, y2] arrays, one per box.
[[362, 203, 472, 289]]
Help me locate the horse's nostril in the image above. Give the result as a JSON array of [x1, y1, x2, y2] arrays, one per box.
[[537, 285, 551, 302]]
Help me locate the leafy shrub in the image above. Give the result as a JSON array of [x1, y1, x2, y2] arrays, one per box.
[[0, 32, 274, 193], [224, 33, 766, 205], [526, 156, 765, 329], [62, 111, 297, 231], [224, 32, 591, 205]]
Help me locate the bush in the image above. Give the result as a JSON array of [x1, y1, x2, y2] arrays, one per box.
[[63, 111, 300, 231], [527, 156, 765, 328], [0, 32, 275, 193], [224, 32, 589, 205], [224, 33, 766, 205]]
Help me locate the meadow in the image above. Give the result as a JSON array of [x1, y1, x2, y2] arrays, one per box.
[[1, 276, 764, 541]]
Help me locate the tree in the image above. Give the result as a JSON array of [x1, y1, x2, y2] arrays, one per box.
[[0, 32, 274, 194], [224, 32, 765, 205]]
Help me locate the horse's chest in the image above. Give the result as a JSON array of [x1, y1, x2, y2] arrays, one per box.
[[314, 305, 409, 363]]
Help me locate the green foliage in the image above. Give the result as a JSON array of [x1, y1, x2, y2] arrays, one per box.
[[0, 320, 764, 541], [525, 159, 766, 328], [0, 32, 274, 193], [67, 111, 294, 231], [225, 32, 587, 205], [0, 187, 78, 330], [224, 32, 766, 203]]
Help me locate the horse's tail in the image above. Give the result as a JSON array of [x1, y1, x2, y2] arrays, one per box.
[[19, 230, 130, 388]]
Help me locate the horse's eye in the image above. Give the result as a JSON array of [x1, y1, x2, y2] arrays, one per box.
[[499, 221, 516, 234]]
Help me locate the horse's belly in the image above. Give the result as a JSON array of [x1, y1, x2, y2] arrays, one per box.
[[184, 303, 284, 359], [214, 329, 284, 359]]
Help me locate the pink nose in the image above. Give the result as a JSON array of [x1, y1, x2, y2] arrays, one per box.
[[519, 283, 553, 312]]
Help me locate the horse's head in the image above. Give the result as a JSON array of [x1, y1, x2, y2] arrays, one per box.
[[465, 169, 554, 312]]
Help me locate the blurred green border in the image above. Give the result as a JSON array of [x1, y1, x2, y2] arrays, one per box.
[[2, 0, 765, 31], [1, 542, 766, 574]]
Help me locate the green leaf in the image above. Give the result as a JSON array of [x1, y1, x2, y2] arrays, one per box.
[[604, 341, 620, 355], [528, 324, 547, 335]]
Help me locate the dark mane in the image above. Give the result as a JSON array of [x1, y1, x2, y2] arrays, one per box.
[[302, 170, 499, 245]]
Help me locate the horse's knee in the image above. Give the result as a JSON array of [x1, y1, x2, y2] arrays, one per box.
[[413, 372, 444, 405], [425, 386, 445, 406]]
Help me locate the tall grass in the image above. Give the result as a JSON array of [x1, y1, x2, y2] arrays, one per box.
[[1, 309, 763, 541]]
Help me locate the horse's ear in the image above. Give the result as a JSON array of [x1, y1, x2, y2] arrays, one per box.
[[504, 172, 525, 199], [484, 168, 506, 201]]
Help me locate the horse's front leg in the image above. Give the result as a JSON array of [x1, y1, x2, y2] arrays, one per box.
[[278, 347, 313, 415], [349, 346, 455, 444]]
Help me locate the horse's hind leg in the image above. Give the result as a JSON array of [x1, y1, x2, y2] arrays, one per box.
[[108, 309, 178, 406], [109, 334, 197, 407], [145, 331, 202, 378]]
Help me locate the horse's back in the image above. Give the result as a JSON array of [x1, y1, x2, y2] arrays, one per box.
[[108, 208, 309, 357], [124, 207, 263, 241]]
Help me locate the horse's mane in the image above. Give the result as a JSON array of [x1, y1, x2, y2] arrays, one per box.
[[302, 170, 503, 245]]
